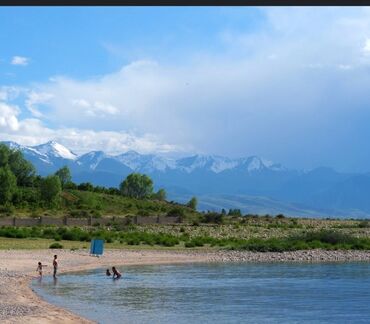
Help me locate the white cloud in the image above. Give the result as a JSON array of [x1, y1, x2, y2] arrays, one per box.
[[0, 101, 180, 155], [0, 86, 23, 101], [25, 91, 53, 118], [0, 127, 181, 155], [363, 38, 370, 55], [5, 7, 370, 170], [0, 102, 20, 131], [71, 98, 119, 117], [11, 56, 29, 66]]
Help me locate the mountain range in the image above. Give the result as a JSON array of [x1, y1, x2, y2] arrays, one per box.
[[2, 140, 370, 218]]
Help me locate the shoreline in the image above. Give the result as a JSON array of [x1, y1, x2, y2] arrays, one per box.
[[1, 249, 370, 323]]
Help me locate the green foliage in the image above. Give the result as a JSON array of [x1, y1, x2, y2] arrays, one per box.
[[228, 209, 242, 216], [1, 226, 370, 251], [237, 230, 370, 251], [0, 144, 196, 220], [203, 212, 224, 224], [152, 188, 166, 201], [167, 207, 185, 218], [0, 166, 17, 205], [40, 175, 62, 205], [120, 173, 153, 199], [0, 144, 35, 186], [276, 214, 285, 219], [8, 150, 36, 186], [77, 182, 94, 191], [358, 220, 370, 228], [187, 196, 197, 210], [49, 242, 63, 249], [0, 144, 10, 167], [64, 181, 77, 189], [55, 166, 72, 188]]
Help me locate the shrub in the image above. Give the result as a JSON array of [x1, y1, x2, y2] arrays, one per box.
[[49, 242, 63, 249], [203, 212, 224, 224], [167, 207, 185, 218], [185, 241, 197, 248], [359, 220, 370, 228]]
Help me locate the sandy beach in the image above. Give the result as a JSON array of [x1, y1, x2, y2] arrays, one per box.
[[2, 248, 370, 323]]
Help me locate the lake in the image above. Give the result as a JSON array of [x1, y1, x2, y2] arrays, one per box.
[[32, 262, 370, 323]]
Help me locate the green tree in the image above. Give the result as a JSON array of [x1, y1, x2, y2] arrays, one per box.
[[8, 150, 35, 186], [55, 166, 72, 188], [228, 208, 242, 217], [0, 144, 36, 186], [120, 173, 153, 199], [153, 188, 166, 201], [77, 182, 94, 191], [187, 196, 198, 210], [40, 175, 62, 205], [0, 144, 10, 167], [0, 166, 17, 204]]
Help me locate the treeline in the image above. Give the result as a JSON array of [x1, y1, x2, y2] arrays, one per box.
[[0, 144, 198, 213]]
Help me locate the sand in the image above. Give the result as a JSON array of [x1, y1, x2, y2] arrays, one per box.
[[1, 248, 370, 323]]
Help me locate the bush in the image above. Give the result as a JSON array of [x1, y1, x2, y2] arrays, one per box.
[[359, 220, 370, 228], [185, 241, 196, 248], [292, 230, 356, 245], [203, 212, 224, 224], [167, 207, 185, 218], [49, 242, 63, 249]]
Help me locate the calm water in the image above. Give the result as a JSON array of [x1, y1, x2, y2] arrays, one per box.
[[32, 262, 370, 324]]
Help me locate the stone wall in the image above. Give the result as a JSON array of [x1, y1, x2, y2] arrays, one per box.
[[0, 215, 183, 227]]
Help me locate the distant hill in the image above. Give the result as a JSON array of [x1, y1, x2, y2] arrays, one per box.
[[3, 140, 370, 218]]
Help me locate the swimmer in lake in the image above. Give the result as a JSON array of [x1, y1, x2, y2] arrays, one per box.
[[106, 268, 111, 276], [112, 266, 122, 279]]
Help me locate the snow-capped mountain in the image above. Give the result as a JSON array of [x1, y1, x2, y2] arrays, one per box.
[[176, 155, 238, 173], [33, 141, 78, 160], [1, 140, 286, 175], [114, 151, 177, 172], [77, 151, 107, 170], [237, 156, 285, 172], [1, 141, 78, 172], [7, 140, 370, 217]]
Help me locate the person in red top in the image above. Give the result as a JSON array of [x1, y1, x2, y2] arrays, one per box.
[[53, 255, 58, 278]]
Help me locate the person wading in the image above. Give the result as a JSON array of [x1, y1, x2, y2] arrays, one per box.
[[53, 255, 58, 278]]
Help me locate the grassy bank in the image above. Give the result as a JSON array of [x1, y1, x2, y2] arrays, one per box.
[[2, 188, 200, 220], [1, 218, 370, 251]]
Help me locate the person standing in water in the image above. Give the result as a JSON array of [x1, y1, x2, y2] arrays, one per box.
[[106, 268, 111, 276], [112, 266, 121, 279], [36, 262, 47, 276], [53, 255, 58, 278]]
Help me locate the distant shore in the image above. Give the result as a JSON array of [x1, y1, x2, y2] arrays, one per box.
[[1, 248, 370, 323]]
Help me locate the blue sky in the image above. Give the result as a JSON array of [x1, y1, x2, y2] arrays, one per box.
[[2, 7, 370, 172]]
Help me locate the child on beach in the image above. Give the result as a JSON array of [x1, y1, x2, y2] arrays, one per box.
[[112, 266, 122, 279], [36, 262, 47, 276]]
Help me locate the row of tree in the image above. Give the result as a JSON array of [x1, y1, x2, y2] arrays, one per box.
[[0, 144, 198, 210]]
